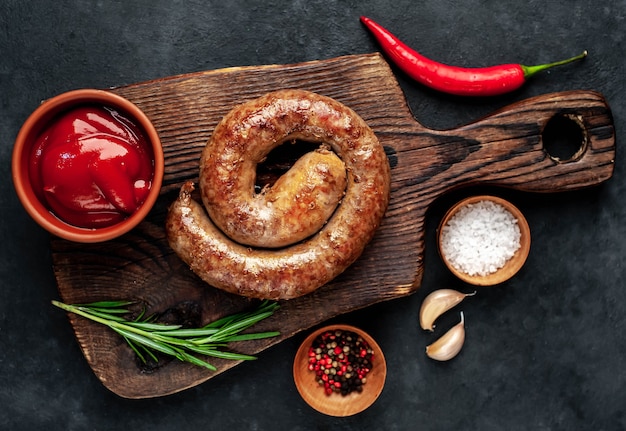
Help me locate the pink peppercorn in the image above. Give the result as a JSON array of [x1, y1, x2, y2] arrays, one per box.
[[307, 329, 374, 396]]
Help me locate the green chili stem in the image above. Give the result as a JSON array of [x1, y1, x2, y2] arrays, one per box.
[[522, 51, 587, 78]]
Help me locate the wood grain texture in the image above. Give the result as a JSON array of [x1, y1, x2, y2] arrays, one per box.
[[50, 53, 615, 398]]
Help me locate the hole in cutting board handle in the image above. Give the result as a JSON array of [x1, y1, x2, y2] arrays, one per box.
[[542, 114, 588, 162]]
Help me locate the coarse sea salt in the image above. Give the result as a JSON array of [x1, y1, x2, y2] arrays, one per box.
[[440, 200, 521, 277]]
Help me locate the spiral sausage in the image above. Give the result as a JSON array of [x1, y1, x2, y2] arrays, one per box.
[[166, 89, 390, 300]]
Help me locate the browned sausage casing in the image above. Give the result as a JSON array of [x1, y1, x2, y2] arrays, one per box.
[[166, 89, 390, 300]]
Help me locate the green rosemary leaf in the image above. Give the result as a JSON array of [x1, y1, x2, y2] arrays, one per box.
[[75, 307, 128, 322], [185, 343, 257, 361], [80, 300, 135, 308], [200, 349, 258, 361], [202, 314, 240, 329], [178, 352, 217, 371], [133, 308, 147, 322], [111, 327, 180, 357], [186, 342, 228, 350], [127, 338, 160, 364], [141, 345, 160, 363], [201, 301, 278, 329], [225, 331, 281, 342], [122, 332, 209, 368], [206, 310, 276, 343], [123, 335, 147, 364], [184, 344, 223, 355], [52, 299, 280, 371], [150, 327, 220, 337], [124, 321, 183, 332], [85, 307, 133, 315]]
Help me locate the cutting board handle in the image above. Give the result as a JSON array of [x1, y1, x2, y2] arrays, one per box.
[[397, 90, 615, 198]]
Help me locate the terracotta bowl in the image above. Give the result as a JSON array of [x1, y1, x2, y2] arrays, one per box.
[[437, 195, 531, 286], [11, 89, 164, 243], [293, 324, 386, 417]]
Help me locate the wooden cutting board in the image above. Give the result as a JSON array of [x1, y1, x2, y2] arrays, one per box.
[[50, 53, 615, 399]]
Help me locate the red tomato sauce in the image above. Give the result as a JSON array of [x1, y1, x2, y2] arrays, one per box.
[[29, 105, 154, 229]]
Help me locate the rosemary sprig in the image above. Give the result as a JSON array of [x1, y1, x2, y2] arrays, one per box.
[[52, 299, 280, 371]]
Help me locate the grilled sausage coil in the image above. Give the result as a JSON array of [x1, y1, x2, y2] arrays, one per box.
[[166, 89, 390, 300]]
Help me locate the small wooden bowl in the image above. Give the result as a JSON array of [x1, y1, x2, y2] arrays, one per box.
[[293, 324, 386, 417], [11, 89, 164, 243], [437, 195, 531, 286]]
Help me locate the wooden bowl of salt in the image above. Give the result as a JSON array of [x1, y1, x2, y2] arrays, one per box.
[[437, 195, 531, 286]]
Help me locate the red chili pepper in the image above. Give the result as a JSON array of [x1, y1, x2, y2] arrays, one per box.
[[360, 16, 587, 97]]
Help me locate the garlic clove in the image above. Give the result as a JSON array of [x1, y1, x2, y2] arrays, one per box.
[[419, 289, 475, 331], [425, 311, 465, 361]]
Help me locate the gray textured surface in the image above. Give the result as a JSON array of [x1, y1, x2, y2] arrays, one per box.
[[1, 0, 625, 429]]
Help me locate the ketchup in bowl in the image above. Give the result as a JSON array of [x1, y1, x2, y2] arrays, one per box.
[[28, 105, 155, 229]]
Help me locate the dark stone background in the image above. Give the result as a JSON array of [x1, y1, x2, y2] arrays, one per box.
[[1, 1, 624, 429]]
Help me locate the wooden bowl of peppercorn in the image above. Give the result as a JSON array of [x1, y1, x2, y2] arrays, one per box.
[[293, 324, 386, 417]]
